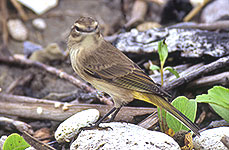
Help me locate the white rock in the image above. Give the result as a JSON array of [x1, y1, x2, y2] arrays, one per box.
[[55, 109, 99, 143], [25, 147, 36, 150], [0, 135, 7, 150], [17, 0, 58, 15], [70, 122, 180, 150], [32, 18, 47, 30], [193, 127, 229, 150], [7, 19, 28, 41]]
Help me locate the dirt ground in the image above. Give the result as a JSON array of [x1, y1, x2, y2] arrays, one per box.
[[1, 0, 124, 98]]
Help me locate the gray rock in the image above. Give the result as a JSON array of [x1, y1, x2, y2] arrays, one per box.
[[55, 109, 100, 143], [115, 28, 229, 58], [201, 0, 229, 23], [29, 43, 65, 63], [70, 122, 180, 150], [23, 41, 43, 57], [193, 127, 229, 150], [7, 19, 28, 41]]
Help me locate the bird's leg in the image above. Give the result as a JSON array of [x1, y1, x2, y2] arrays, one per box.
[[94, 107, 117, 126], [80, 107, 119, 131], [104, 107, 122, 123], [74, 107, 120, 141]]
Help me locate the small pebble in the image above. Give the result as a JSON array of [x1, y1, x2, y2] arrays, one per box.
[[7, 19, 28, 41], [55, 109, 100, 143], [32, 18, 47, 30], [36, 107, 43, 115]]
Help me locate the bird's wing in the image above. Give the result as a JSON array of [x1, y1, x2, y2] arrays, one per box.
[[82, 41, 171, 98]]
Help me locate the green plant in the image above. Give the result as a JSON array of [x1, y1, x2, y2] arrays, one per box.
[[150, 40, 228, 134], [149, 40, 179, 86], [3, 133, 30, 150], [166, 96, 197, 132], [196, 86, 229, 122], [151, 40, 198, 134], [158, 96, 198, 134]]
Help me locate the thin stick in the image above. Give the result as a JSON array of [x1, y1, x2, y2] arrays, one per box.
[[10, 0, 28, 21], [0, 0, 12, 56], [183, 0, 210, 22]]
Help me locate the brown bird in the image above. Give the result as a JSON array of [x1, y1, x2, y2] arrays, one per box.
[[67, 17, 200, 135]]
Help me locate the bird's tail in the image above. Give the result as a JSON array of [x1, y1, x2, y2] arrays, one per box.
[[133, 91, 200, 136]]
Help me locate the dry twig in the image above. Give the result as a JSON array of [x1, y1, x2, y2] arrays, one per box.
[[183, 0, 210, 22], [23, 131, 55, 150], [6, 74, 34, 94], [221, 135, 229, 149], [0, 0, 12, 56], [0, 116, 34, 134], [10, 0, 28, 21], [137, 111, 159, 129]]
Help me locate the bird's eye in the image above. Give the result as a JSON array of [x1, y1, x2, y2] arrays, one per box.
[[95, 25, 98, 30], [75, 26, 80, 31]]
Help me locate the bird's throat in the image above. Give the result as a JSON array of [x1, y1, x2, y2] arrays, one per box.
[[80, 35, 100, 51]]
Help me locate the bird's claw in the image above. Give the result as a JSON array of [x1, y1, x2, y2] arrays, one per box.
[[80, 124, 112, 131]]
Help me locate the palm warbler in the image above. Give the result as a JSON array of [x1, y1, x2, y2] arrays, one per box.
[[67, 17, 200, 135]]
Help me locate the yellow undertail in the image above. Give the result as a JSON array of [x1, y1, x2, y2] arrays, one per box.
[[132, 91, 200, 135]]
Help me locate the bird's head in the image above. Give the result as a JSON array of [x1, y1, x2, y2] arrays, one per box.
[[67, 17, 101, 50], [72, 17, 99, 35]]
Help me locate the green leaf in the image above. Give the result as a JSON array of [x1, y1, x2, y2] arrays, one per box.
[[196, 86, 229, 122], [210, 103, 229, 122], [3, 133, 30, 150], [166, 96, 197, 133], [158, 40, 168, 67], [164, 66, 180, 78], [150, 64, 160, 71], [196, 86, 229, 109]]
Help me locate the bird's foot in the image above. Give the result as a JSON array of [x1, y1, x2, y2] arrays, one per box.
[[80, 123, 112, 131]]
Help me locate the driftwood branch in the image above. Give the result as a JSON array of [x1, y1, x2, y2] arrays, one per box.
[[186, 71, 229, 89], [164, 56, 229, 91], [0, 93, 155, 123]]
